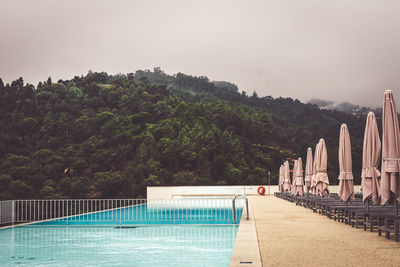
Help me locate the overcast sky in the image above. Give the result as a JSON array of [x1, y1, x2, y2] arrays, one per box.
[[1, 0, 400, 107]]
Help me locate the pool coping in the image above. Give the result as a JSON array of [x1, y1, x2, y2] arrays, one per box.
[[229, 198, 262, 267]]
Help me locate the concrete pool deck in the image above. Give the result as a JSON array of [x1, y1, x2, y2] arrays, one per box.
[[230, 199, 262, 267], [249, 195, 400, 266]]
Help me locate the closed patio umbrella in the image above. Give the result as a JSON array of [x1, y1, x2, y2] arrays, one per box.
[[278, 165, 281, 192], [295, 157, 304, 196], [310, 142, 320, 195], [283, 161, 291, 192], [338, 123, 355, 202], [291, 160, 298, 195], [279, 165, 284, 192], [304, 147, 313, 193], [316, 139, 329, 197], [380, 90, 400, 210], [361, 112, 381, 205]]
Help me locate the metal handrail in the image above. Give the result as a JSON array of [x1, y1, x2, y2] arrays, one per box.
[[0, 198, 240, 226], [232, 194, 249, 224]]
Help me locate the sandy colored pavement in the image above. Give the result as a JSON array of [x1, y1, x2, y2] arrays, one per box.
[[250, 196, 400, 267]]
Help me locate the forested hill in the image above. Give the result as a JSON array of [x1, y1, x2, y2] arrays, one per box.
[[0, 69, 366, 199]]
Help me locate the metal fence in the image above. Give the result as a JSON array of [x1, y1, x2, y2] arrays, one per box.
[[0, 198, 245, 226], [0, 200, 14, 225]]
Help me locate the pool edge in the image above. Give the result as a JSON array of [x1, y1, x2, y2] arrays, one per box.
[[229, 198, 262, 267]]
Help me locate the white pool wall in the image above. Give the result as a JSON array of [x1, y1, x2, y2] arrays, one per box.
[[147, 185, 362, 200]]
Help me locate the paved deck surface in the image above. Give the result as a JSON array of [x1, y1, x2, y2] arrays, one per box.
[[251, 196, 400, 266], [230, 199, 262, 267]]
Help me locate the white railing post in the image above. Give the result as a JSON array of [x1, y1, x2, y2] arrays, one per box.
[[11, 200, 15, 226]]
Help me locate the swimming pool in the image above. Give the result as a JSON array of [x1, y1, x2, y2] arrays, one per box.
[[0, 198, 245, 266], [0, 225, 238, 266], [33, 203, 243, 226]]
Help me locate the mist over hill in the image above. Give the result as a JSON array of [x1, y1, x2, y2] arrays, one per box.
[[0, 69, 368, 199], [308, 98, 381, 118]]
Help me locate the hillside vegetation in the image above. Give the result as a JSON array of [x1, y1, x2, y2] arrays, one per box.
[[0, 69, 366, 199]]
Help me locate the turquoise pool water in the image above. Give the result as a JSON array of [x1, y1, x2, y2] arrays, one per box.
[[0, 225, 238, 266], [1, 202, 244, 266], [33, 204, 243, 226]]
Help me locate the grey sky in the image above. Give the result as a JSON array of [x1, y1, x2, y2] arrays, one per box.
[[1, 0, 400, 107]]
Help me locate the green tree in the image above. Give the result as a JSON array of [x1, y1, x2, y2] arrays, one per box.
[[94, 171, 128, 198]]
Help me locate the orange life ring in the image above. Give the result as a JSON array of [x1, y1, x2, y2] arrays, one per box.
[[257, 186, 266, 195]]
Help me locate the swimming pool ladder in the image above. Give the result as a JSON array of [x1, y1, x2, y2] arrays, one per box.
[[232, 194, 249, 224]]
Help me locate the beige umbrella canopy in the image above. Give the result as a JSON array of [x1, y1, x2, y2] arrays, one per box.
[[295, 157, 304, 196], [380, 90, 400, 205], [278, 165, 281, 192], [310, 142, 320, 195], [291, 160, 298, 195], [279, 165, 284, 192], [283, 161, 291, 192], [312, 140, 321, 195], [361, 112, 381, 204], [338, 123, 355, 201], [304, 147, 313, 193], [315, 138, 329, 196]]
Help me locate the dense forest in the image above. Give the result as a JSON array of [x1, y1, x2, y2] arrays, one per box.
[[0, 68, 369, 199]]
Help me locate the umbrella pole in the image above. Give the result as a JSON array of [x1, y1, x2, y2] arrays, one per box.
[[313, 194, 316, 212], [366, 199, 369, 212], [395, 200, 398, 218]]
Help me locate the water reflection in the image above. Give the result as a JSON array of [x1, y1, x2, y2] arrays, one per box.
[[0, 225, 238, 266]]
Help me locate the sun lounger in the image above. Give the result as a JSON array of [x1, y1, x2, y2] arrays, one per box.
[[377, 215, 400, 240]]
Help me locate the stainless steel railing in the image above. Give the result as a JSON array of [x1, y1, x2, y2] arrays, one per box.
[[232, 195, 249, 224], [0, 198, 245, 226]]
